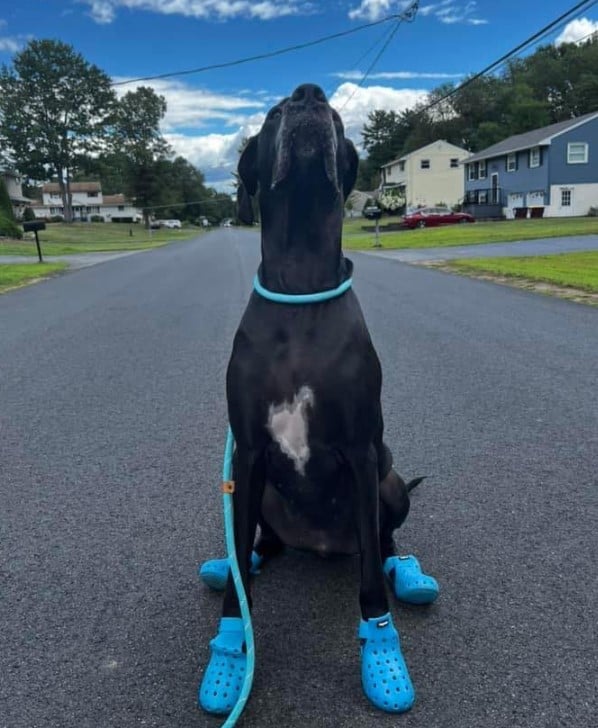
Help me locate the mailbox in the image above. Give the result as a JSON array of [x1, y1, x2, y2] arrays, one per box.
[[23, 220, 46, 233], [363, 206, 382, 221]]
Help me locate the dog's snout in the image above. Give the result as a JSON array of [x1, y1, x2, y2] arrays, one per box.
[[290, 84, 328, 105]]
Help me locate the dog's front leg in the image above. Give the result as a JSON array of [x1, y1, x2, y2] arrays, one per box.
[[199, 446, 264, 716], [346, 445, 388, 620], [222, 447, 265, 618], [345, 445, 416, 714]]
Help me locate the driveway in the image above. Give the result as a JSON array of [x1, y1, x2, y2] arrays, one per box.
[[363, 234, 598, 263]]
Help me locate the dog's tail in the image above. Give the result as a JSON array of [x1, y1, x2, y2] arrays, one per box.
[[406, 476, 427, 492]]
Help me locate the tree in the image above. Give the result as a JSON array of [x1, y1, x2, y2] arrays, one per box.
[[109, 86, 172, 226], [0, 39, 116, 222], [0, 176, 14, 220]]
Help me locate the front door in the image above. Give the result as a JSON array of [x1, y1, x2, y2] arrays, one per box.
[[491, 173, 499, 205]]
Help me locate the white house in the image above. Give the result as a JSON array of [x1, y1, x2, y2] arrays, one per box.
[[380, 140, 471, 209], [31, 181, 141, 221], [1, 168, 33, 219]]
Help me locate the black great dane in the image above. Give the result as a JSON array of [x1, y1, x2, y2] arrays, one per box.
[[198, 83, 438, 717]]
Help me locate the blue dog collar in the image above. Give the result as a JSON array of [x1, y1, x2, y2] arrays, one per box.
[[253, 274, 352, 304]]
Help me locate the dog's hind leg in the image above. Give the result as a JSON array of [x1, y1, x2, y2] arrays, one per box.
[[379, 468, 411, 560], [254, 512, 286, 563], [379, 467, 440, 606]]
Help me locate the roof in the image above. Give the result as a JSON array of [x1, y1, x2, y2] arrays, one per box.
[[43, 181, 101, 193], [102, 194, 129, 205], [381, 139, 470, 169], [464, 110, 598, 163]]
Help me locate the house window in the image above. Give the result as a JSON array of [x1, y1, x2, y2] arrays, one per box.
[[450, 158, 459, 168], [561, 189, 571, 207], [567, 142, 588, 164], [420, 159, 430, 169], [118, 205, 125, 211], [398, 161, 405, 172], [478, 190, 488, 204], [506, 153, 516, 172], [468, 164, 477, 181], [88, 191, 98, 197], [478, 160, 487, 179], [529, 147, 541, 168]]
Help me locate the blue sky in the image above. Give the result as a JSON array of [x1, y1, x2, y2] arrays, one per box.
[[1, 1, 597, 190]]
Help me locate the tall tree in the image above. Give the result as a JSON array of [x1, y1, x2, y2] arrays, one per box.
[[109, 86, 171, 226], [0, 39, 115, 222]]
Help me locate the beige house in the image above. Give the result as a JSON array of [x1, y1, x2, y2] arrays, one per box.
[[380, 140, 470, 209], [32, 182, 141, 221]]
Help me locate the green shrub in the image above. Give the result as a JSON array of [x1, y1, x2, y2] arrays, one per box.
[[22, 206, 36, 222], [50, 215, 64, 223], [90, 214, 104, 222], [0, 214, 23, 238]]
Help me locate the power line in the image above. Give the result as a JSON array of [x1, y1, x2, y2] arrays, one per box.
[[339, 1, 419, 111], [112, 9, 417, 87], [416, 0, 598, 118]]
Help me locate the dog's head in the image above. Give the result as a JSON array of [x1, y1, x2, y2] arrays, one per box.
[[237, 84, 358, 224]]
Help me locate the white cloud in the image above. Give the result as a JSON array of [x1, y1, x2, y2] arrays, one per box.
[[349, 0, 412, 21], [330, 82, 428, 146], [555, 17, 598, 46], [114, 80, 428, 189], [333, 70, 462, 80], [420, 1, 486, 25], [114, 78, 266, 131], [0, 19, 23, 53], [81, 0, 315, 24], [0, 36, 21, 52]]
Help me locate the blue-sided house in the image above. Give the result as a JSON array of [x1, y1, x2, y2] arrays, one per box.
[[462, 110, 598, 219]]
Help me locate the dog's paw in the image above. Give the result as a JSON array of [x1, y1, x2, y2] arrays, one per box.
[[198, 618, 247, 715], [358, 613, 415, 713]]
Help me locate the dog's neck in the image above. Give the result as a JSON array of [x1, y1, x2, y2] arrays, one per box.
[[258, 186, 350, 295]]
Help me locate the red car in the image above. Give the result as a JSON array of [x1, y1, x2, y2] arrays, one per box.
[[403, 206, 474, 229]]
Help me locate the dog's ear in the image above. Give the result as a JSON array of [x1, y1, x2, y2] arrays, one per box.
[[237, 182, 254, 225], [237, 135, 258, 225], [342, 139, 359, 199]]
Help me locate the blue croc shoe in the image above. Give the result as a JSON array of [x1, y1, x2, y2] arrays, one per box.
[[199, 551, 262, 591], [199, 617, 247, 715], [384, 555, 439, 605], [358, 612, 415, 713]]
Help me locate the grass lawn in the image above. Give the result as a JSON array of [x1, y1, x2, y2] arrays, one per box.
[[342, 216, 598, 251], [0, 263, 68, 293], [0, 222, 200, 257], [448, 250, 598, 293]]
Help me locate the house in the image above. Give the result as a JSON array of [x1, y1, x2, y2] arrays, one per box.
[[0, 168, 33, 219], [31, 182, 141, 222], [380, 140, 471, 209], [462, 110, 598, 218]]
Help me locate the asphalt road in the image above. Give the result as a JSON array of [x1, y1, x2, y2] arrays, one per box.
[[1, 229, 596, 728]]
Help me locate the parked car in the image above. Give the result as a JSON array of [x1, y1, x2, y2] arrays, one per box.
[[162, 219, 182, 229], [403, 207, 474, 229]]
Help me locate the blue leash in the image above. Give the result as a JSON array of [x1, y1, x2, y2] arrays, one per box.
[[217, 273, 353, 727], [220, 427, 255, 728]]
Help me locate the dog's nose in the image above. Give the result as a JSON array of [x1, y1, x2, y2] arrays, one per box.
[[290, 84, 328, 105]]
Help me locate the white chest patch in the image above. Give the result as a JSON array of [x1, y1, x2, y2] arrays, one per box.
[[267, 386, 315, 475]]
